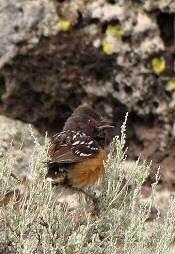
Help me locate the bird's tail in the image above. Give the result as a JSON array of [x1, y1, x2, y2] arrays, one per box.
[[45, 161, 67, 185]]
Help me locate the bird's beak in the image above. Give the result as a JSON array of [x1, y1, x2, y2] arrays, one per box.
[[97, 119, 114, 129]]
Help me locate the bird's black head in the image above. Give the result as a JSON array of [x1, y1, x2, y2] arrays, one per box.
[[63, 106, 113, 147]]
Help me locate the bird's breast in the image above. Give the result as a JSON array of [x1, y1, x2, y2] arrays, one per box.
[[67, 148, 107, 188]]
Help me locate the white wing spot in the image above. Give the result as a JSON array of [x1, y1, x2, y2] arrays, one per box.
[[91, 147, 99, 150], [88, 141, 93, 145], [53, 132, 62, 140], [72, 140, 80, 145], [80, 153, 92, 157]]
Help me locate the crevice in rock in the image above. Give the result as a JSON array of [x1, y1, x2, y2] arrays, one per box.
[[0, 76, 6, 105], [157, 12, 174, 47]]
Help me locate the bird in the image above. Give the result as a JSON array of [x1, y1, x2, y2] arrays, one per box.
[[46, 106, 113, 210], [0, 106, 113, 212]]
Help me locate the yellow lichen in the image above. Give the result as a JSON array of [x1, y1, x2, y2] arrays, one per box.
[[60, 20, 71, 32], [106, 24, 125, 42], [152, 57, 166, 74], [102, 40, 113, 55], [169, 77, 175, 90], [1, 92, 11, 102]]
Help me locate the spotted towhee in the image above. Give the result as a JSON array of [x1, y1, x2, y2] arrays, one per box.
[[0, 106, 113, 210], [46, 106, 113, 191]]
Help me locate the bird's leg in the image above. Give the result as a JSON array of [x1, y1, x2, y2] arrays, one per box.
[[82, 189, 99, 216], [72, 187, 99, 216]]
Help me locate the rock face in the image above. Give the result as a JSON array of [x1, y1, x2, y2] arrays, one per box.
[[0, 0, 175, 187], [0, 115, 42, 175]]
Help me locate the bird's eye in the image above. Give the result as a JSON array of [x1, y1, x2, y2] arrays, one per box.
[[88, 118, 95, 126]]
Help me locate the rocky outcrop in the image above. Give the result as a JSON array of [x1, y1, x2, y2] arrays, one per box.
[[0, 0, 174, 187], [0, 115, 42, 174]]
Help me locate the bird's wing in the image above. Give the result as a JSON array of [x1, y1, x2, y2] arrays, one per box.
[[49, 131, 100, 164]]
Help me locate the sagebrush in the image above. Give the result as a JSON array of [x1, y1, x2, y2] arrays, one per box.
[[0, 116, 175, 254]]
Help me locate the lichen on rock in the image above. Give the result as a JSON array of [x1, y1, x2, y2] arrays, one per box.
[[0, 0, 174, 187]]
